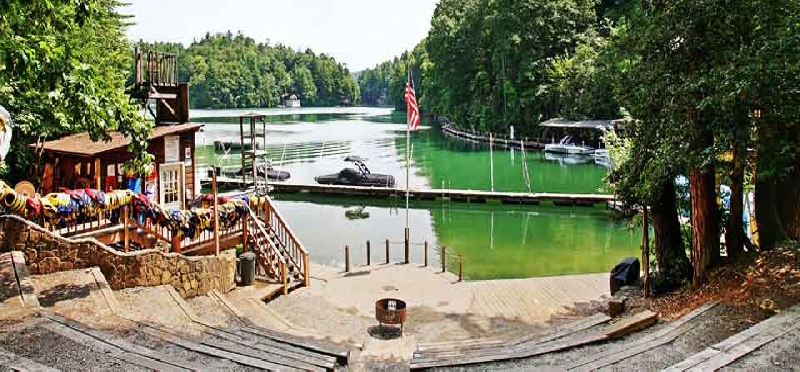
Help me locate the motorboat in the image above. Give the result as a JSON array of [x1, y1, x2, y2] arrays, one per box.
[[544, 152, 592, 166], [544, 136, 594, 155], [213, 163, 291, 181], [214, 140, 261, 152], [315, 156, 395, 187]]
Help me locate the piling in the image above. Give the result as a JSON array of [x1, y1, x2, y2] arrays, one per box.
[[441, 246, 447, 273], [424, 241, 428, 267], [345, 245, 350, 273], [404, 228, 410, 264], [458, 255, 463, 282], [366, 240, 371, 266], [385, 239, 390, 264]]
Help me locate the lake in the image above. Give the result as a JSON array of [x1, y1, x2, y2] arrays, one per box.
[[192, 107, 641, 279]]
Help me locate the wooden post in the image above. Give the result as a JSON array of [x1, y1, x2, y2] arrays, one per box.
[[441, 246, 447, 273], [385, 239, 390, 264], [404, 228, 410, 264], [212, 168, 220, 256], [242, 213, 249, 251], [366, 240, 371, 266], [94, 158, 101, 191], [281, 262, 288, 295], [458, 255, 463, 282], [172, 235, 182, 254], [303, 254, 310, 287], [123, 205, 130, 253], [345, 245, 350, 272], [424, 241, 428, 267], [642, 206, 650, 298]]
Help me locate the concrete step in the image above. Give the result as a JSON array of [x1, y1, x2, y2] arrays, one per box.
[[0, 252, 39, 321]]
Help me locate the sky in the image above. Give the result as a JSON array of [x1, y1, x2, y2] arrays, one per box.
[[121, 0, 438, 72]]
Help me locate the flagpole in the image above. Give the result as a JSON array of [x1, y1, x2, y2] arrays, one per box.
[[405, 107, 411, 238]]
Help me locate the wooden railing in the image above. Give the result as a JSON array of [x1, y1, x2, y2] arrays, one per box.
[[247, 210, 291, 294], [252, 197, 310, 287], [134, 48, 178, 87]]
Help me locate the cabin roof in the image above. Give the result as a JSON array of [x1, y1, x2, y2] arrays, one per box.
[[31, 123, 203, 157], [539, 118, 623, 130]]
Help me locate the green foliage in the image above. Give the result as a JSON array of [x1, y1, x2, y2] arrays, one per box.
[[0, 0, 153, 182], [134, 34, 359, 109], [360, 0, 621, 136]]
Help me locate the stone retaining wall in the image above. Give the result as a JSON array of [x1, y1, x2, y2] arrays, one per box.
[[0, 216, 235, 298]]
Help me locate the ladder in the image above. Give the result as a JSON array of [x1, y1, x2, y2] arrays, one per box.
[[239, 113, 270, 196]]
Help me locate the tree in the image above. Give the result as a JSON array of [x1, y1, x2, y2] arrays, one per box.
[[0, 0, 153, 181]]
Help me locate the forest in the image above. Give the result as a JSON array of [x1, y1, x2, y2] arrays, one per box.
[[360, 0, 800, 289], [135, 33, 360, 109]]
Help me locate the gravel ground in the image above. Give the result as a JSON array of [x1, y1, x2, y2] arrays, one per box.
[[187, 295, 244, 327], [269, 291, 374, 344], [723, 328, 800, 370], [0, 324, 148, 371]]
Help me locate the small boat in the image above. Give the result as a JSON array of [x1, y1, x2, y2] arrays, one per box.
[[544, 136, 594, 155], [315, 156, 395, 187], [214, 140, 261, 152], [213, 164, 291, 181]]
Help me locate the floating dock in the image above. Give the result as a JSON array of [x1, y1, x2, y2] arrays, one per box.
[[201, 177, 614, 206]]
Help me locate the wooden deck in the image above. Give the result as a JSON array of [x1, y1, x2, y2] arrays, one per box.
[[200, 178, 615, 206]]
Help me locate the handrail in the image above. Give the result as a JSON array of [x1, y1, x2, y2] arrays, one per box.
[[264, 199, 308, 255], [259, 197, 310, 286]]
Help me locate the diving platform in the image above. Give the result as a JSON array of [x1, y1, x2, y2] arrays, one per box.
[[200, 178, 615, 206]]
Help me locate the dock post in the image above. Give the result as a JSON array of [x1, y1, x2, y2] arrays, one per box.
[[385, 239, 390, 264], [345, 245, 350, 273], [366, 240, 371, 266], [458, 255, 463, 282], [404, 228, 410, 264], [441, 246, 446, 273], [424, 241, 428, 267]]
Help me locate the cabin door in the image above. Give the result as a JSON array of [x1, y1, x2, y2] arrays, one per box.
[[159, 162, 184, 210]]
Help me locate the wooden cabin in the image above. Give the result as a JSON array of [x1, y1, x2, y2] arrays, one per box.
[[30, 124, 203, 209]]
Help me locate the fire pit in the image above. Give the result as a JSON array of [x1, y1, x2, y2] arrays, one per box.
[[375, 298, 407, 334]]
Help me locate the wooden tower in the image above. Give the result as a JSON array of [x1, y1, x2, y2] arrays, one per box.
[[128, 48, 190, 125]]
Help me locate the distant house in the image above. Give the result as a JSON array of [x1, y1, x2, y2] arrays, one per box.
[[284, 94, 301, 108]]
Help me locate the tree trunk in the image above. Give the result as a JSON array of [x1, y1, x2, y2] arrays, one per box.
[[651, 179, 690, 283], [725, 142, 745, 259], [690, 164, 718, 287], [776, 140, 800, 240], [689, 126, 719, 288], [754, 120, 790, 250]]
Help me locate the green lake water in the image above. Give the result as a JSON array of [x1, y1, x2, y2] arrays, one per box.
[[192, 107, 640, 279]]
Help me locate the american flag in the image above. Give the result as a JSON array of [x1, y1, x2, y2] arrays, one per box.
[[404, 70, 420, 130]]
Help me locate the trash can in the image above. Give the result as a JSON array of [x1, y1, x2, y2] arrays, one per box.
[[239, 252, 256, 287], [610, 257, 640, 295]]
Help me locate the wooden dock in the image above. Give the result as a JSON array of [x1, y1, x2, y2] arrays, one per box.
[[201, 177, 614, 206], [441, 124, 545, 149]]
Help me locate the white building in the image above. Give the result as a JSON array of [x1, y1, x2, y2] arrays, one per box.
[[284, 94, 301, 108]]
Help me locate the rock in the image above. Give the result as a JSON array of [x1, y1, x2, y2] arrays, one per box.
[[183, 279, 191, 292], [59, 262, 74, 271], [161, 271, 172, 283], [609, 296, 628, 317]]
